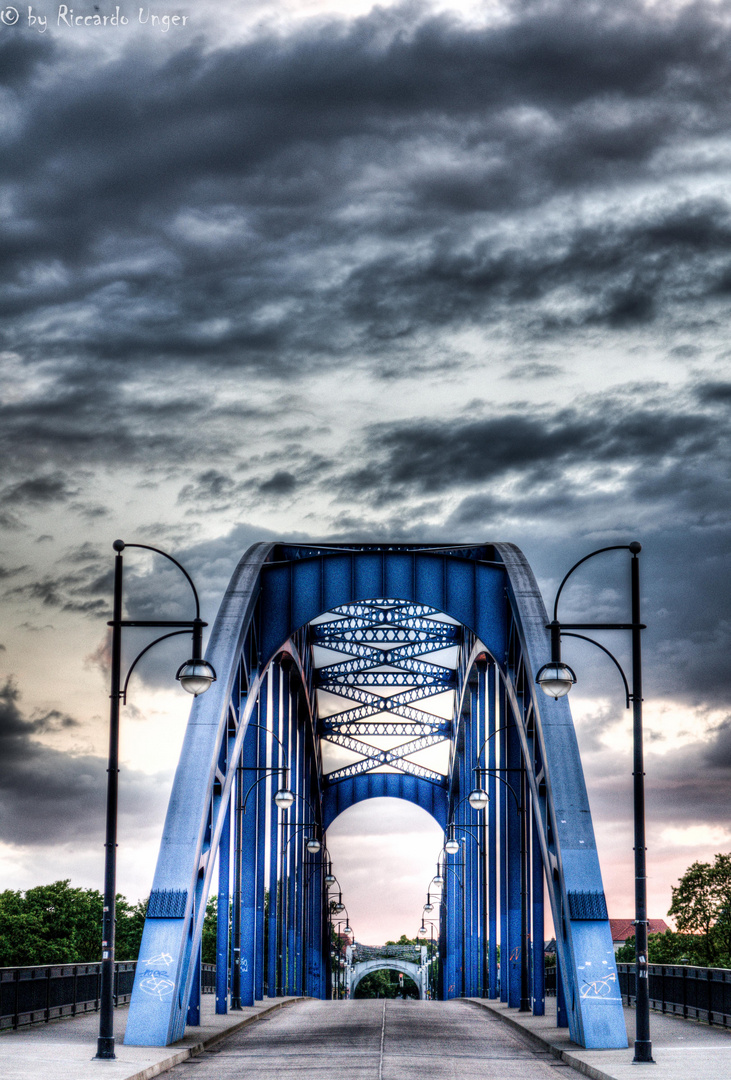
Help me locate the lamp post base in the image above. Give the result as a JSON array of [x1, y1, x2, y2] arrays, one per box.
[[95, 1036, 116, 1059], [632, 1041, 654, 1063]]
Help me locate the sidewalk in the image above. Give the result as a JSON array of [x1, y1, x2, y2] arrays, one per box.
[[0, 995, 305, 1080], [468, 996, 731, 1080]]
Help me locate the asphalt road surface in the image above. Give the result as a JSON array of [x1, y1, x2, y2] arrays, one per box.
[[170, 1000, 572, 1079]]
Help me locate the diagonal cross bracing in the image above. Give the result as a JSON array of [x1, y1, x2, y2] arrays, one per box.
[[315, 599, 458, 789], [315, 636, 455, 671], [326, 730, 447, 765], [321, 722, 449, 737], [318, 668, 455, 688], [312, 622, 460, 644], [326, 754, 445, 785], [322, 685, 449, 726]]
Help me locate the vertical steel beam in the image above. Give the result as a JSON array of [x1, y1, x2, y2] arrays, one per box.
[[477, 663, 489, 998], [506, 713, 522, 1008], [557, 949, 569, 1027], [499, 685, 509, 1003], [286, 681, 298, 994], [240, 720, 257, 1007], [215, 795, 230, 1013], [532, 809, 545, 1016], [295, 700, 305, 993], [266, 666, 281, 996], [186, 941, 201, 1025], [230, 757, 243, 1009], [278, 667, 291, 996], [487, 663, 498, 999], [254, 675, 269, 1002]]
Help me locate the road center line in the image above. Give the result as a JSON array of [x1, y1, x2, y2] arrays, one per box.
[[378, 999, 386, 1080]]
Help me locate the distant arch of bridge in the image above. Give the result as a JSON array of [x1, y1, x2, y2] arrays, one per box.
[[350, 960, 424, 999], [123, 543, 626, 1052]]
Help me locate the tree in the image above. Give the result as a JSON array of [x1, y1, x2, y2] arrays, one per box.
[[201, 896, 218, 964], [0, 881, 103, 965], [668, 854, 731, 966], [615, 930, 703, 966], [116, 896, 148, 962], [0, 881, 150, 966], [354, 969, 419, 998]]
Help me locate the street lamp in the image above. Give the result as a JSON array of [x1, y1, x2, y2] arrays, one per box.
[[536, 541, 652, 1064], [273, 780, 295, 809], [469, 765, 529, 1011], [468, 785, 489, 811], [96, 540, 216, 1060], [444, 824, 461, 855]]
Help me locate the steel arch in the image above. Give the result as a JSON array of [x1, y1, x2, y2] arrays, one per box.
[[349, 959, 426, 999], [124, 542, 626, 1051]]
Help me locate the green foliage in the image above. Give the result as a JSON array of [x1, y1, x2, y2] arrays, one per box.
[[354, 968, 419, 998], [0, 880, 147, 967], [615, 930, 703, 965], [115, 896, 148, 963], [201, 896, 219, 965], [668, 853, 731, 967]]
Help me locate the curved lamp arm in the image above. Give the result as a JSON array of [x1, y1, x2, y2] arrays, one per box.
[[438, 862, 463, 888], [121, 541, 202, 620], [475, 768, 522, 811], [121, 629, 191, 703], [552, 544, 632, 621], [243, 722, 289, 766], [282, 822, 320, 852], [446, 823, 483, 850], [561, 631, 631, 708], [242, 768, 289, 814], [474, 724, 511, 765]]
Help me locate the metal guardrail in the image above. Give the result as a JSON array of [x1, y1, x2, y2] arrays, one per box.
[[618, 963, 731, 1026], [1, 961, 217, 1030]]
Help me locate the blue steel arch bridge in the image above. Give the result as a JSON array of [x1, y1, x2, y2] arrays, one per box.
[[124, 542, 626, 1051]]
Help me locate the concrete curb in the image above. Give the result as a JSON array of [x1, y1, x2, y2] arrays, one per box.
[[120, 997, 307, 1080], [465, 999, 618, 1080]]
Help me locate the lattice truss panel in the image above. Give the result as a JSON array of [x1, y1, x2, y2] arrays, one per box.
[[350, 943, 423, 962], [312, 599, 462, 785]]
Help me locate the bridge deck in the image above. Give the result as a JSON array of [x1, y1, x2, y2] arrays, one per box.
[[1, 995, 730, 1080]]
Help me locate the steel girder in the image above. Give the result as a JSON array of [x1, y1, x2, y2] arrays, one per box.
[[124, 542, 626, 1051]]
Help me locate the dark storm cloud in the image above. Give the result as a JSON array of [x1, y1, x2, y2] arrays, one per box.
[[0, 679, 160, 845], [338, 395, 720, 496], [0, 472, 77, 507], [1, 0, 731, 444]]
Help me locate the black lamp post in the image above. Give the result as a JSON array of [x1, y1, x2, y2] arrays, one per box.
[[95, 540, 217, 1060], [535, 541, 653, 1064]]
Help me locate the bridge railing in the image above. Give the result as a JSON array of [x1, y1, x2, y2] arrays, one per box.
[[617, 963, 731, 1026], [0, 962, 216, 1030]]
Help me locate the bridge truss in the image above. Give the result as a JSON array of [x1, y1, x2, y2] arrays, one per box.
[[123, 543, 626, 1050]]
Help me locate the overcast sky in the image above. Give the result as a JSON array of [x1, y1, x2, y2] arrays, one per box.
[[1, 0, 730, 945]]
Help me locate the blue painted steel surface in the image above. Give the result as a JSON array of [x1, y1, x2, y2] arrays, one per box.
[[532, 812, 545, 1016], [254, 686, 267, 1002], [215, 798, 229, 1014], [124, 542, 626, 1050], [487, 663, 498, 999], [240, 721, 257, 1007]]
